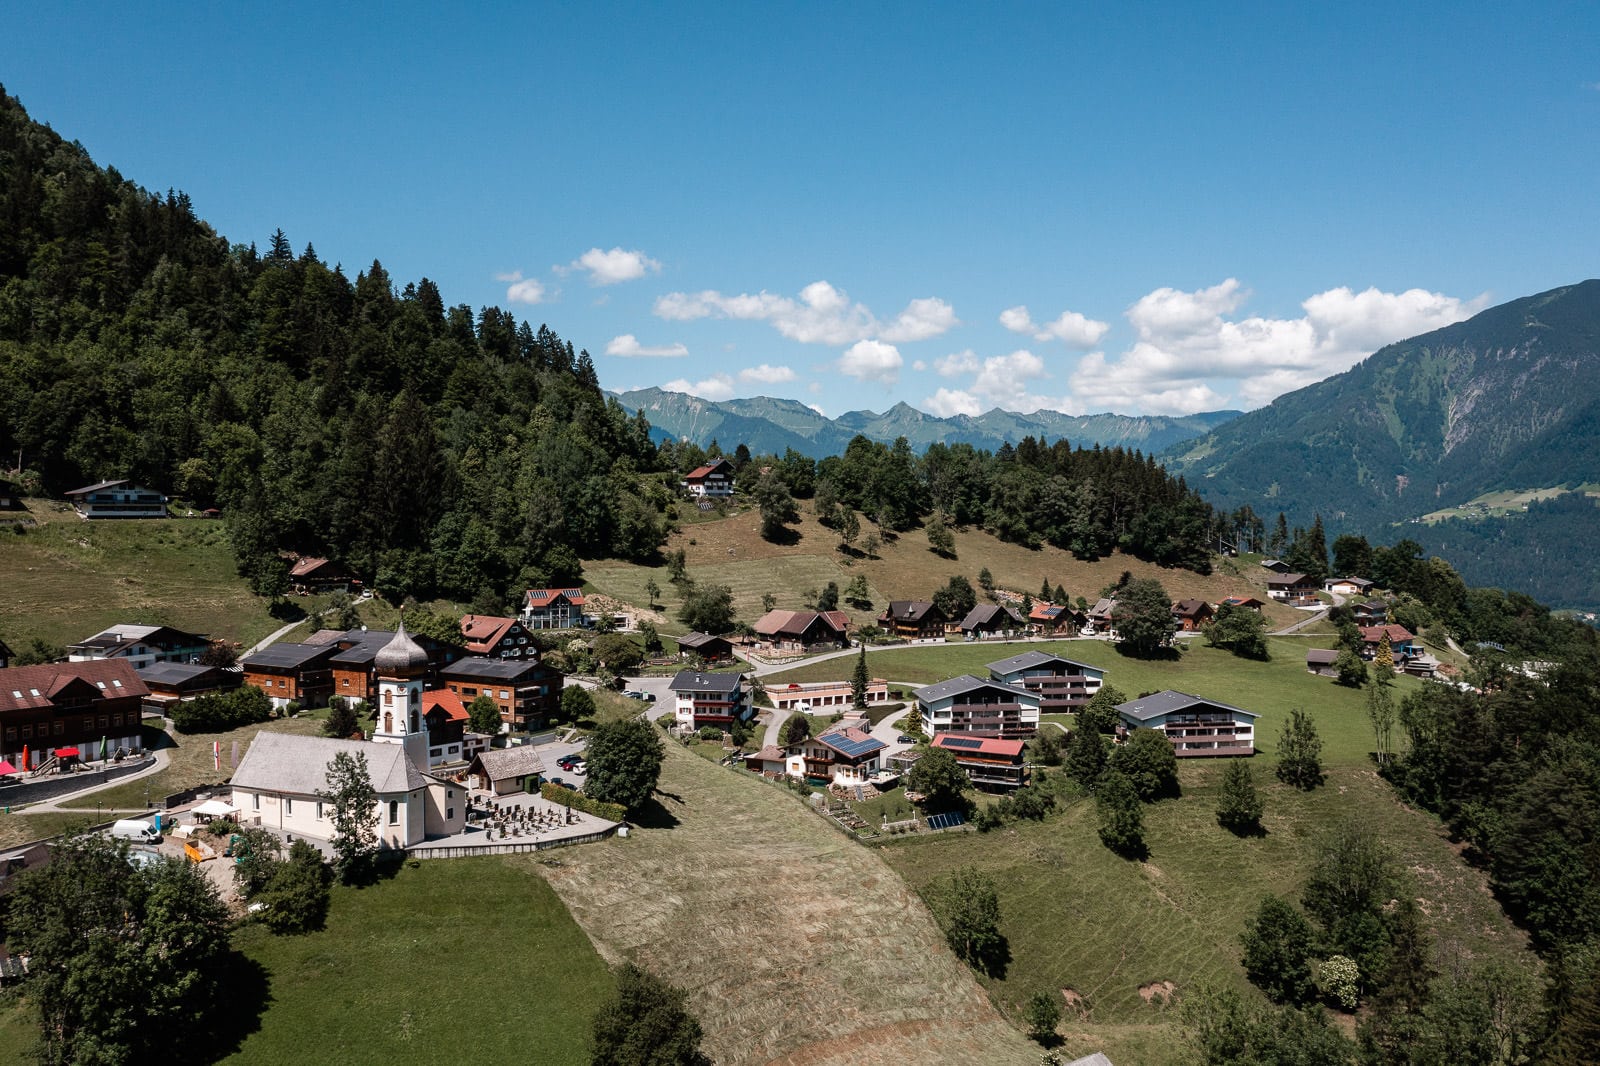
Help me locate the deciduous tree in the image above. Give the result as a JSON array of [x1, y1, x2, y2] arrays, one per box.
[[1111, 727, 1179, 800], [1112, 577, 1179, 656], [678, 582, 736, 634], [1241, 895, 1317, 1004], [928, 866, 1006, 975], [1276, 707, 1324, 790], [321, 750, 378, 882], [584, 717, 666, 814], [468, 692, 503, 734], [908, 745, 968, 812], [589, 962, 710, 1066]]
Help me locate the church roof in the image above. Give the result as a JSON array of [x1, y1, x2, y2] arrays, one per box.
[[232, 732, 429, 795], [375, 621, 429, 676]]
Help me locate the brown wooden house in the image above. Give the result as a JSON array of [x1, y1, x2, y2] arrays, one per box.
[[1, 659, 151, 767], [439, 658, 561, 733], [459, 614, 538, 661], [241, 642, 338, 708], [880, 601, 947, 640]]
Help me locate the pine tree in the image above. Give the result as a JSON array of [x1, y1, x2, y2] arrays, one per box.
[[851, 644, 870, 708], [1276, 707, 1323, 790], [1216, 759, 1263, 833], [1095, 769, 1144, 856], [1066, 722, 1109, 787]]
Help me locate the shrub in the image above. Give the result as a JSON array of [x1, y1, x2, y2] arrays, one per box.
[[540, 782, 626, 823]]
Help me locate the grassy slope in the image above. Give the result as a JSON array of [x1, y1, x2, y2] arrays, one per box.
[[768, 636, 1421, 768], [584, 503, 1311, 634], [0, 500, 282, 651], [0, 858, 613, 1066], [881, 761, 1536, 1065], [527, 742, 1041, 1066]]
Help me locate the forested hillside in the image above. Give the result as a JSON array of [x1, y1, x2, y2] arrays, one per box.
[[0, 85, 669, 605]]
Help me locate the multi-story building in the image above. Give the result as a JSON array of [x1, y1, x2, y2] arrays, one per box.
[[521, 588, 587, 630], [985, 651, 1104, 712], [438, 657, 561, 733], [669, 670, 751, 730], [68, 624, 211, 669], [929, 733, 1026, 790], [241, 642, 339, 709], [0, 658, 150, 767], [64, 479, 167, 518], [916, 674, 1040, 739], [681, 458, 735, 497], [880, 601, 947, 641], [1114, 690, 1258, 757], [459, 614, 539, 660]]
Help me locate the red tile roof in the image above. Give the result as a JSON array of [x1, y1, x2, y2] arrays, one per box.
[[932, 733, 1025, 758], [524, 588, 585, 608], [684, 459, 733, 482], [1360, 624, 1416, 644], [460, 614, 519, 651], [0, 659, 150, 713], [422, 690, 469, 723]]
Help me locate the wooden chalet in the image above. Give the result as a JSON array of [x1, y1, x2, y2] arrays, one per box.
[[880, 601, 947, 641], [288, 556, 360, 594], [1266, 572, 1320, 602], [753, 609, 850, 651], [1027, 602, 1073, 635], [0, 659, 151, 768], [1218, 595, 1266, 612], [1305, 649, 1339, 677], [327, 628, 463, 705], [959, 603, 1023, 639], [681, 458, 735, 498], [1359, 624, 1421, 663], [676, 631, 734, 662], [785, 726, 886, 787], [1351, 599, 1389, 625], [521, 588, 587, 630], [459, 614, 538, 661], [1325, 576, 1375, 597], [136, 662, 241, 710], [1087, 597, 1118, 633], [241, 642, 338, 708], [1171, 598, 1214, 631], [64, 479, 167, 519]]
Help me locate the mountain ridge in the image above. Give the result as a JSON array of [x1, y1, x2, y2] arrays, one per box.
[[611, 386, 1241, 457]]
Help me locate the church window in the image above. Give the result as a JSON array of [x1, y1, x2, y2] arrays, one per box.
[[252, 793, 260, 811], [383, 691, 392, 706], [315, 802, 323, 820], [285, 798, 293, 815], [383, 712, 393, 733], [388, 800, 399, 825]]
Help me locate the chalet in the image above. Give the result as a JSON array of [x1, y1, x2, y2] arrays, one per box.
[[233, 733, 463, 848], [1171, 599, 1214, 631], [1266, 573, 1320, 601], [0, 659, 151, 768], [768, 677, 889, 712], [742, 744, 788, 776], [1359, 624, 1421, 663], [439, 657, 561, 733], [1218, 595, 1266, 612], [986, 650, 1104, 712], [677, 632, 734, 663], [1115, 690, 1258, 757], [521, 588, 587, 630], [1305, 649, 1340, 677], [785, 726, 886, 787], [136, 662, 241, 711], [681, 458, 735, 498], [1325, 576, 1374, 596], [753, 609, 851, 652], [1259, 558, 1293, 574], [1351, 599, 1389, 625], [669, 670, 751, 730], [68, 624, 210, 669], [916, 674, 1040, 739], [466, 745, 547, 796], [241, 642, 338, 709], [326, 628, 463, 706], [930, 733, 1026, 791], [459, 614, 538, 661], [64, 480, 167, 519], [1087, 597, 1118, 633], [287, 557, 359, 595], [1028, 602, 1072, 635], [420, 690, 468, 765], [0, 639, 11, 670], [959, 604, 1023, 639], [880, 601, 947, 641], [1404, 653, 1440, 679]]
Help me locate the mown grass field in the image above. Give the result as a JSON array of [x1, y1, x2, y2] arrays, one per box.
[[584, 504, 1310, 633], [0, 857, 613, 1066], [880, 761, 1538, 1065], [527, 742, 1042, 1066], [0, 501, 284, 652], [767, 636, 1421, 767]]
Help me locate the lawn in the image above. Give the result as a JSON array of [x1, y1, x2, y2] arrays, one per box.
[[0, 501, 284, 652], [880, 761, 1538, 1065], [526, 742, 1042, 1066], [766, 637, 1421, 767], [0, 856, 615, 1065]]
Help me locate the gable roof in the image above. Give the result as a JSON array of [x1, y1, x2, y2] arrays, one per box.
[[916, 674, 1033, 704], [524, 588, 585, 609], [1115, 689, 1259, 723], [1089, 597, 1117, 618], [753, 609, 846, 639], [684, 458, 734, 481], [884, 600, 942, 623], [814, 727, 886, 760], [0, 659, 149, 712], [960, 604, 1022, 630], [71, 623, 208, 656], [1029, 603, 1066, 622], [1219, 595, 1266, 608], [459, 614, 519, 651], [1172, 598, 1212, 617], [422, 689, 469, 723], [669, 669, 745, 696], [677, 631, 731, 650], [440, 657, 552, 683], [288, 556, 350, 579], [1328, 576, 1374, 588], [931, 733, 1025, 758], [1360, 624, 1416, 644], [65, 479, 130, 496], [136, 662, 225, 686], [1266, 572, 1312, 587], [242, 642, 338, 671], [232, 732, 429, 795], [471, 745, 546, 781], [986, 650, 1099, 676], [1306, 649, 1339, 666]]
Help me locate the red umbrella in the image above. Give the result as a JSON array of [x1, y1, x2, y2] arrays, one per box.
[[20, 745, 28, 772], [0, 759, 17, 776]]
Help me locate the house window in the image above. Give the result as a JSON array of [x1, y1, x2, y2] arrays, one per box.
[[383, 691, 393, 706], [54, 721, 64, 735], [285, 798, 293, 815], [447, 808, 454, 819], [315, 802, 323, 821], [499, 689, 510, 700], [2, 728, 12, 742], [20, 725, 31, 739], [253, 793, 261, 811], [99, 716, 109, 729], [83, 717, 92, 730], [388, 800, 399, 825]]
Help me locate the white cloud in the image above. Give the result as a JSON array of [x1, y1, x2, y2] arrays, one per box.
[[495, 270, 524, 282], [837, 340, 903, 385], [737, 363, 798, 384], [999, 305, 1110, 347], [934, 350, 981, 377], [505, 276, 547, 304], [808, 403, 826, 416], [563, 247, 661, 285], [654, 281, 956, 346], [923, 387, 984, 418], [926, 348, 1063, 415], [605, 334, 688, 358], [662, 373, 735, 401], [1070, 279, 1488, 413]]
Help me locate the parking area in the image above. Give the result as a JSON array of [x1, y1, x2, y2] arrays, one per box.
[[532, 735, 589, 791]]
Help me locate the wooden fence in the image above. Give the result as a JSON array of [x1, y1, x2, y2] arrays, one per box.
[[405, 827, 615, 861]]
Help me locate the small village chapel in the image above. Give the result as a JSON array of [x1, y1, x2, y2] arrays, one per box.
[[231, 624, 464, 848]]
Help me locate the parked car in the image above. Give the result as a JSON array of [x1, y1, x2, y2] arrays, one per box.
[[570, 760, 586, 775], [557, 757, 578, 771], [896, 734, 917, 744], [548, 776, 565, 788]]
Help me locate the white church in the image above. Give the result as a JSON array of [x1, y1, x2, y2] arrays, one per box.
[[231, 624, 466, 849]]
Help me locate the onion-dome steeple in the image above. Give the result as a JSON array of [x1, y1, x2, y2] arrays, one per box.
[[375, 621, 429, 678]]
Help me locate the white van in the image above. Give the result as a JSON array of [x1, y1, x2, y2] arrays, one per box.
[[109, 819, 161, 845]]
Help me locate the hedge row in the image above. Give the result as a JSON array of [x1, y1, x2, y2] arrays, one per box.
[[539, 783, 626, 824]]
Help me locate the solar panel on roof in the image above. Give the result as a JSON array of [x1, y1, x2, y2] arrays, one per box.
[[940, 736, 983, 749], [927, 811, 966, 830]]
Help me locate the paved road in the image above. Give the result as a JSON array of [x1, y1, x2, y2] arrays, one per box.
[[243, 619, 307, 657], [1270, 591, 1345, 636], [21, 745, 173, 814]]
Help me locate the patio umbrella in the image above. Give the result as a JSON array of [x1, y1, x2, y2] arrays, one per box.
[[0, 760, 17, 776], [20, 745, 28, 772], [99, 735, 108, 762]]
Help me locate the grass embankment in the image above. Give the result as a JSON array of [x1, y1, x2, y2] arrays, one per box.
[[882, 762, 1537, 1065], [0, 501, 284, 651], [527, 742, 1040, 1066], [585, 506, 1309, 634], [767, 637, 1420, 768], [0, 857, 612, 1065]]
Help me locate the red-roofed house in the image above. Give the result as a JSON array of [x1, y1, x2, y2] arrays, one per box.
[[459, 614, 538, 660], [1028, 602, 1072, 636], [421, 690, 469, 766], [0, 659, 151, 766], [1219, 595, 1266, 612], [930, 733, 1027, 790], [521, 588, 587, 630], [1359, 624, 1421, 662], [785, 726, 887, 787], [682, 458, 735, 497]]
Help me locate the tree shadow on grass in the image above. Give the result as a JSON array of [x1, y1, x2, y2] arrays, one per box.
[[184, 951, 271, 1065], [630, 795, 681, 830], [1113, 643, 1182, 662], [974, 934, 1012, 980], [1222, 819, 1269, 839]]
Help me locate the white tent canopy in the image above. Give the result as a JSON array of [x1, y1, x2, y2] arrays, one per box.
[[191, 799, 239, 818]]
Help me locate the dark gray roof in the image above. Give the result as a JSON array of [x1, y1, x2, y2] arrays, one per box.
[[441, 657, 551, 682], [232, 732, 429, 795], [472, 745, 546, 781], [1305, 649, 1339, 665], [959, 604, 1022, 630], [327, 630, 393, 666], [916, 674, 1034, 704], [1115, 689, 1258, 723], [669, 669, 745, 695], [242, 642, 336, 670], [677, 631, 730, 649], [986, 650, 1098, 675], [886, 600, 940, 622], [136, 662, 221, 685]]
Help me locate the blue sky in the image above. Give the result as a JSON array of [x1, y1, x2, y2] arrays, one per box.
[[4, 2, 1598, 417]]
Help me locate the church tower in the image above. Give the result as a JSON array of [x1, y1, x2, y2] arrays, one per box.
[[372, 622, 430, 769]]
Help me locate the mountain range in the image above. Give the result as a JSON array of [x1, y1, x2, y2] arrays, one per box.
[[609, 387, 1241, 457]]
